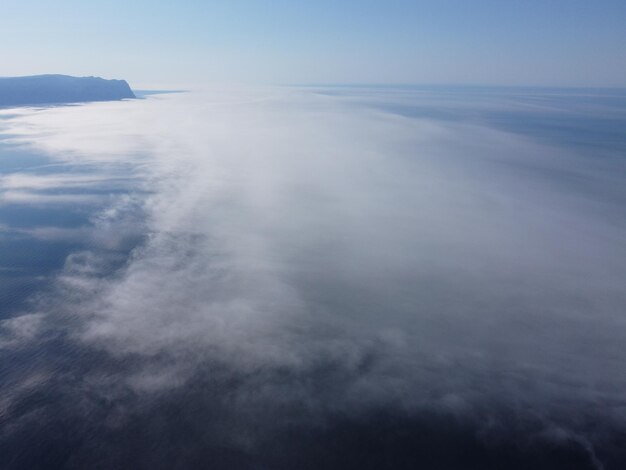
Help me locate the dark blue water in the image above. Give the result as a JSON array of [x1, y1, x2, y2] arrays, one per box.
[[0, 138, 141, 319], [0, 144, 77, 316]]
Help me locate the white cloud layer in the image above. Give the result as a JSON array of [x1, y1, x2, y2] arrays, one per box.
[[1, 88, 625, 465]]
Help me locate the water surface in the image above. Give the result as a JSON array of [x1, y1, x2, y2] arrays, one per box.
[[1, 86, 625, 469]]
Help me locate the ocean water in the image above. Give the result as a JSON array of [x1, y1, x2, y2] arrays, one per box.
[[0, 86, 625, 469]]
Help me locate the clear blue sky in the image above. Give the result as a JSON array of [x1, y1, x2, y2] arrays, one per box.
[[2, 0, 625, 87]]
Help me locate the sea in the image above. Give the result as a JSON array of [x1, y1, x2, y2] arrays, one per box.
[[0, 86, 625, 469]]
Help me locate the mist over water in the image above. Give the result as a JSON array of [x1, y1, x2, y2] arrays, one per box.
[[1, 87, 625, 469]]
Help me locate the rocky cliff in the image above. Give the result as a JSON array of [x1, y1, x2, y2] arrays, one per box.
[[0, 75, 135, 106]]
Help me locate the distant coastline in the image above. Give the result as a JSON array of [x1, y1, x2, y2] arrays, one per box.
[[0, 74, 135, 107]]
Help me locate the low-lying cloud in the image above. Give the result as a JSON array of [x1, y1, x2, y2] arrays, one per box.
[[0, 87, 625, 469]]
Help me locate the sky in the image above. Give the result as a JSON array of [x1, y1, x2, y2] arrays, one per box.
[[1, 1, 626, 85]]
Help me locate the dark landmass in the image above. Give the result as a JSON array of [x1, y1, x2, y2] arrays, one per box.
[[0, 75, 135, 106]]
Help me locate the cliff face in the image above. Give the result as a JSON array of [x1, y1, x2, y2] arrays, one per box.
[[0, 75, 135, 106]]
